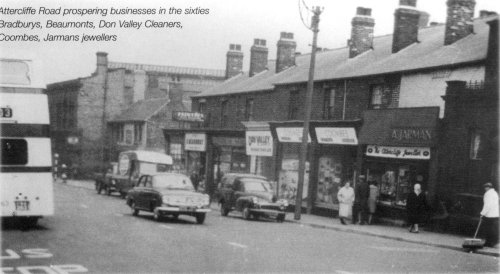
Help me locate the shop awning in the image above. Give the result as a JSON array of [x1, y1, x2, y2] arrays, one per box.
[[358, 107, 440, 147]]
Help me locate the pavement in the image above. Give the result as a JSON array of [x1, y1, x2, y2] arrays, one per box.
[[285, 210, 500, 258], [62, 178, 500, 258]]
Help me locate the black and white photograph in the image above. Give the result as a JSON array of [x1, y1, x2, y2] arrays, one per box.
[[1, 0, 499, 273]]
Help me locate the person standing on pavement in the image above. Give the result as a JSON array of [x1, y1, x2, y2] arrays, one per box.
[[367, 178, 379, 225], [479, 182, 499, 247], [354, 175, 369, 225], [406, 183, 428, 233], [337, 180, 354, 225]]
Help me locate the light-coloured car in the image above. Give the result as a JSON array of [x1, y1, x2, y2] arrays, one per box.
[[126, 173, 210, 224]]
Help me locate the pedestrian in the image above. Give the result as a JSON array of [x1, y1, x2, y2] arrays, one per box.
[[367, 178, 379, 225], [479, 182, 499, 247], [337, 180, 355, 225], [354, 175, 369, 225], [190, 172, 200, 191], [406, 183, 428, 233]]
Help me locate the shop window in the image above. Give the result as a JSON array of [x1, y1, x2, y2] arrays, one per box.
[[367, 163, 427, 207], [323, 88, 335, 119], [288, 90, 300, 120], [470, 129, 487, 160], [220, 100, 228, 127], [245, 98, 254, 121], [170, 143, 183, 160], [134, 124, 143, 145], [198, 101, 206, 114], [369, 85, 383, 109], [114, 124, 125, 143]]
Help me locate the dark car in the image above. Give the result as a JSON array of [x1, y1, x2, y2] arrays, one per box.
[[217, 173, 287, 222], [126, 173, 210, 224]]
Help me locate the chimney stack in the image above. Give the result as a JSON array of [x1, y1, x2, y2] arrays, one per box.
[[249, 39, 268, 77], [444, 0, 476, 46], [349, 7, 375, 58], [392, 0, 421, 53], [96, 51, 108, 76], [225, 44, 243, 79], [276, 32, 296, 73]]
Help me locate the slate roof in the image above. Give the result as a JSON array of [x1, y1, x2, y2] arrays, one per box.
[[110, 98, 170, 122], [194, 16, 496, 98]]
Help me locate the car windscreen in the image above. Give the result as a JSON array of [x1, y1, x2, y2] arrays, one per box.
[[241, 178, 271, 192], [152, 175, 194, 190], [140, 162, 171, 174]]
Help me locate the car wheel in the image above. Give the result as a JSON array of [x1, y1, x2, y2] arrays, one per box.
[[130, 201, 139, 216], [171, 213, 179, 220], [120, 191, 126, 199], [277, 214, 285, 223], [196, 213, 206, 224], [242, 206, 251, 220], [153, 209, 163, 222], [220, 202, 229, 216], [252, 213, 259, 221], [97, 184, 104, 194], [106, 186, 112, 196]]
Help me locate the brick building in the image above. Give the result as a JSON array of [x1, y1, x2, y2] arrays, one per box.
[[438, 16, 498, 233], [47, 52, 225, 176], [164, 0, 498, 224]]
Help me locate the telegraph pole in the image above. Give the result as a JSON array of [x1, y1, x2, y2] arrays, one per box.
[[295, 6, 322, 220]]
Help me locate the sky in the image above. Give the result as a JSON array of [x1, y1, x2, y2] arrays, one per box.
[[1, 0, 499, 84]]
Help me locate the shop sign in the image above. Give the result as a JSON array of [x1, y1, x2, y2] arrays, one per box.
[[212, 137, 245, 147], [391, 128, 433, 143], [246, 131, 273, 156], [275, 127, 311, 143], [185, 133, 206, 151], [118, 154, 130, 175], [315, 127, 358, 145], [366, 145, 431, 160], [172, 111, 205, 122]]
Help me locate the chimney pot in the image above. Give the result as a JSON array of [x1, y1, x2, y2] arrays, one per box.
[[276, 32, 296, 73], [392, 1, 421, 53], [225, 43, 243, 79], [250, 38, 269, 77], [349, 7, 375, 58], [444, 0, 476, 45], [96, 51, 108, 76]]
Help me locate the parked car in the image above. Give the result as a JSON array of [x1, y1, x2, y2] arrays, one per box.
[[126, 173, 210, 224], [95, 150, 173, 198], [217, 173, 287, 222]]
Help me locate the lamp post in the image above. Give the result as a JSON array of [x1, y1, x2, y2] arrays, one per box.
[[295, 6, 322, 220]]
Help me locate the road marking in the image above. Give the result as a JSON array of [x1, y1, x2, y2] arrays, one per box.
[[227, 242, 247, 248], [160, 225, 174, 230], [370, 246, 440, 253], [113, 213, 124, 217], [80, 204, 88, 209]]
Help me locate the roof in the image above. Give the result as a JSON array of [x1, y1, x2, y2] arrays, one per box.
[[108, 62, 225, 78], [194, 16, 495, 98], [110, 98, 169, 122], [358, 107, 440, 147], [121, 150, 173, 165]]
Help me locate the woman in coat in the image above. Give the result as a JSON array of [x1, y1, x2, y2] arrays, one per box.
[[406, 183, 428, 233], [337, 180, 355, 225], [367, 180, 379, 225]]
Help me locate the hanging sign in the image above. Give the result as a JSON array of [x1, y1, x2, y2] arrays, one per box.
[[246, 131, 273, 156], [315, 127, 358, 145], [185, 133, 206, 151], [275, 127, 311, 143], [366, 145, 431, 160]]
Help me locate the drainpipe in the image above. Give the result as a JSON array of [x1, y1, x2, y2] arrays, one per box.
[[342, 80, 347, 120]]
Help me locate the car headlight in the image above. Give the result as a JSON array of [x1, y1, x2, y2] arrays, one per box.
[[278, 199, 289, 207]]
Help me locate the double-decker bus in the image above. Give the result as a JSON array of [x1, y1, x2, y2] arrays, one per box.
[[0, 54, 54, 227]]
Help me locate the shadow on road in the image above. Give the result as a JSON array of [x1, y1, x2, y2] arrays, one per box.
[[1, 217, 49, 231]]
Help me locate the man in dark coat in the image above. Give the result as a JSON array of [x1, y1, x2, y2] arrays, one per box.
[[354, 175, 369, 225]]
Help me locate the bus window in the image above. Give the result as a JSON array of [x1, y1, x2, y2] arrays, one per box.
[[1, 139, 28, 165]]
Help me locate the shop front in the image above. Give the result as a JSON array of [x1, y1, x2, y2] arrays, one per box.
[[269, 122, 312, 205], [358, 107, 440, 222], [309, 120, 361, 210], [242, 121, 276, 180]]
